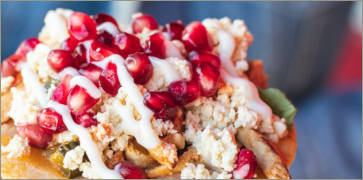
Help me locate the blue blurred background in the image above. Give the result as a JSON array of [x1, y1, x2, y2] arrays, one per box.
[[2, 1, 362, 178]]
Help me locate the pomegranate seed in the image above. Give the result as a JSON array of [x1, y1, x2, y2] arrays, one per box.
[[90, 40, 118, 62], [15, 38, 40, 56], [52, 74, 73, 104], [114, 161, 147, 179], [47, 50, 73, 72], [1, 54, 24, 77], [37, 108, 66, 134], [68, 12, 97, 41], [125, 53, 153, 85], [112, 32, 142, 58], [188, 50, 220, 69], [67, 85, 100, 116], [17, 124, 52, 149], [232, 148, 257, 179], [99, 62, 121, 96], [96, 30, 114, 47], [93, 13, 118, 26], [182, 22, 211, 51], [79, 64, 103, 86], [162, 21, 185, 40], [143, 91, 179, 120], [75, 112, 97, 128], [72, 43, 88, 68], [131, 14, 158, 34], [60, 37, 79, 51], [145, 32, 167, 58], [195, 63, 220, 97], [168, 80, 200, 105]]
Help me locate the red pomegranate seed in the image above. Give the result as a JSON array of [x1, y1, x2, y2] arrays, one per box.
[[114, 161, 147, 179], [68, 12, 97, 41], [112, 32, 142, 58], [125, 53, 153, 85], [47, 50, 73, 72], [72, 43, 88, 69], [15, 38, 40, 56], [131, 14, 158, 34], [188, 50, 221, 69], [232, 148, 257, 179], [96, 30, 114, 47], [1, 54, 25, 77], [17, 124, 52, 149], [60, 37, 79, 52], [143, 91, 179, 120], [145, 32, 167, 58], [195, 63, 220, 97], [67, 85, 100, 116], [52, 74, 73, 105], [37, 108, 66, 134], [168, 80, 200, 105], [93, 13, 118, 26], [90, 40, 118, 62], [74, 112, 97, 128], [162, 21, 185, 40], [99, 62, 121, 96], [79, 64, 103, 86], [182, 22, 211, 51]]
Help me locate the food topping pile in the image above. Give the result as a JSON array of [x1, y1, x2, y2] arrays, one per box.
[[1, 9, 296, 179]]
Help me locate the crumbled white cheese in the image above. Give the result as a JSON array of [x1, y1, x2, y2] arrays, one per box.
[[63, 146, 85, 170], [79, 162, 103, 179], [185, 91, 261, 133], [39, 8, 71, 48], [2, 135, 30, 158], [192, 126, 238, 171], [26, 44, 57, 82], [50, 130, 77, 146], [1, 76, 14, 93], [180, 163, 232, 179], [145, 57, 192, 91], [235, 106, 260, 130], [8, 87, 39, 125], [89, 123, 115, 152], [267, 116, 288, 143], [181, 163, 212, 179], [202, 17, 253, 74], [152, 118, 176, 136]]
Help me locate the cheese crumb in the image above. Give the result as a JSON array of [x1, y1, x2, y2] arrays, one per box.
[[39, 8, 71, 48], [1, 76, 14, 93], [8, 87, 39, 125], [80, 162, 103, 179], [63, 146, 85, 170], [192, 126, 238, 171], [152, 118, 176, 136], [26, 44, 57, 82], [180, 163, 232, 179], [145, 57, 192, 91], [2, 135, 30, 158]]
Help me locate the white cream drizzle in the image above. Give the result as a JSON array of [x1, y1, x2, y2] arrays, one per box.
[[81, 40, 92, 63], [20, 63, 48, 107], [46, 101, 122, 179], [97, 22, 120, 36], [101, 55, 161, 149], [70, 75, 101, 99]]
